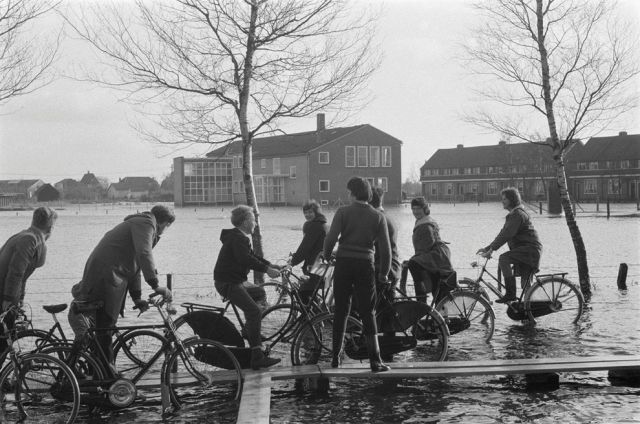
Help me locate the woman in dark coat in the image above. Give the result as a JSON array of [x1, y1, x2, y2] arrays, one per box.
[[289, 200, 329, 304], [407, 197, 456, 304], [477, 187, 542, 303]]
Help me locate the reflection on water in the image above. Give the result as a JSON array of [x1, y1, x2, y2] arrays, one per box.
[[1, 203, 639, 422]]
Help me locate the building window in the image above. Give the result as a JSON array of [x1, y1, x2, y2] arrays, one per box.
[[585, 179, 597, 194], [319, 152, 330, 164], [621, 160, 630, 169], [320, 200, 329, 206], [430, 184, 437, 196], [380, 177, 388, 192], [487, 182, 497, 195], [365, 177, 375, 187], [588, 162, 598, 170], [382, 146, 392, 167], [445, 183, 453, 195], [273, 158, 281, 174], [289, 166, 296, 179], [370, 146, 380, 167], [473, 167, 481, 175], [471, 183, 478, 194], [608, 179, 620, 194], [452, 168, 459, 175], [535, 180, 545, 195], [345, 146, 355, 167], [357, 146, 368, 167], [577, 162, 587, 170], [319, 180, 330, 192], [261, 159, 267, 169], [431, 169, 439, 176]]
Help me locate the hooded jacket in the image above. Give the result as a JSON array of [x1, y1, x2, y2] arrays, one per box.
[[213, 228, 271, 284], [290, 213, 329, 273], [71, 212, 160, 321]]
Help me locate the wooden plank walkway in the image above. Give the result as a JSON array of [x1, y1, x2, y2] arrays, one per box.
[[236, 355, 640, 424]]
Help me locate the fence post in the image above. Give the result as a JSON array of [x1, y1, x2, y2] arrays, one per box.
[[606, 198, 610, 219], [617, 263, 628, 291], [539, 202, 542, 215]]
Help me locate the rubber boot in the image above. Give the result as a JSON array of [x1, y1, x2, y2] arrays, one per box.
[[496, 276, 517, 303], [366, 335, 390, 373], [331, 330, 344, 368], [250, 347, 280, 370]]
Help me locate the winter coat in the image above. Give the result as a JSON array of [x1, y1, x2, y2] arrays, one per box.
[[410, 215, 454, 276], [213, 228, 271, 284], [486, 205, 542, 270], [0, 227, 47, 308], [71, 212, 160, 322], [374, 209, 401, 282], [290, 214, 329, 274]]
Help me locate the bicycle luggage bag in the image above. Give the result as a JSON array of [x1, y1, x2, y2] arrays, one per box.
[[182, 310, 245, 347]]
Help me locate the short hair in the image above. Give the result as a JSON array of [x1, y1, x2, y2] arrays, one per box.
[[501, 187, 521, 208], [302, 199, 321, 216], [410, 197, 430, 215], [32, 207, 57, 231], [369, 187, 385, 209], [231, 205, 254, 227], [346, 176, 372, 202], [151, 205, 176, 224]]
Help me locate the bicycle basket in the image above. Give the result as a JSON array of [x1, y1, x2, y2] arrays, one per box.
[[182, 311, 244, 348]]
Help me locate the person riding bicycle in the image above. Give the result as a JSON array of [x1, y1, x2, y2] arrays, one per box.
[[407, 197, 457, 305], [213, 205, 282, 370], [68, 205, 174, 373], [288, 200, 329, 305], [0, 207, 58, 359], [476, 187, 542, 303]]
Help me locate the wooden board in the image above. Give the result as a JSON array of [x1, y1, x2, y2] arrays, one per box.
[[236, 373, 272, 424]]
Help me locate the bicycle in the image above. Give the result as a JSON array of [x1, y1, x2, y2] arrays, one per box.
[[48, 295, 242, 416], [0, 306, 81, 424], [290, 257, 450, 367], [459, 254, 584, 329]]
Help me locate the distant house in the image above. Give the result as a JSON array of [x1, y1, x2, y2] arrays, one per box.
[[36, 184, 60, 202], [80, 171, 102, 188], [0, 179, 45, 200], [173, 114, 403, 206], [108, 177, 160, 200]]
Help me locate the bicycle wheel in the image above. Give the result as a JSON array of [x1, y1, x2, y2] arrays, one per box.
[[163, 338, 242, 410], [261, 304, 298, 341], [40, 344, 106, 382], [524, 276, 584, 328], [113, 329, 167, 377], [436, 290, 495, 346], [290, 312, 363, 367], [259, 281, 291, 306], [403, 302, 449, 362], [0, 353, 80, 424], [13, 329, 60, 354]]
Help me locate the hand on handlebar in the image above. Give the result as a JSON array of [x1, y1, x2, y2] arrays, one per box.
[[266, 266, 281, 278], [476, 248, 493, 259], [153, 286, 173, 302], [133, 298, 150, 316]]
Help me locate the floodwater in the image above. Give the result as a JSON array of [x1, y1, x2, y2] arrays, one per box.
[[1, 202, 639, 423]]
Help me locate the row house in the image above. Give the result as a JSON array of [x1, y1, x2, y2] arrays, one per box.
[[173, 114, 403, 207], [420, 132, 639, 203], [0, 179, 45, 201], [107, 177, 160, 200]]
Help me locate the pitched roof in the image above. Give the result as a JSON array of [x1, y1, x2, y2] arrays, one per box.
[[206, 125, 370, 158], [0, 179, 42, 193], [80, 172, 101, 186], [110, 177, 159, 192], [571, 133, 640, 161]]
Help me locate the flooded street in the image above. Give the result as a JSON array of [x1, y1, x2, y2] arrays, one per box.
[[1, 202, 639, 422]]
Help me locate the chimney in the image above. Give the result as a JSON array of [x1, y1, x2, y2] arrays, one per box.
[[619, 131, 628, 136], [498, 140, 507, 145], [316, 113, 325, 132], [456, 144, 463, 149]]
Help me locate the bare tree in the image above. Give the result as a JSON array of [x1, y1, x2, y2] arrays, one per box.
[[464, 0, 640, 296], [66, 0, 380, 274], [0, 0, 61, 104]]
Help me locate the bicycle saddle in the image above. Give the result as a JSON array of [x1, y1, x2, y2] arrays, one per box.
[[43, 303, 68, 314]]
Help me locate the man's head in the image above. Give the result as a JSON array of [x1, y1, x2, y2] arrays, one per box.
[[231, 205, 256, 235], [500, 187, 521, 210], [346, 176, 372, 202], [369, 187, 385, 209], [151, 205, 176, 235], [32, 207, 58, 240]]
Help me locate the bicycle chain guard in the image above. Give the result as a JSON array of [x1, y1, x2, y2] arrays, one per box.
[[108, 378, 137, 408]]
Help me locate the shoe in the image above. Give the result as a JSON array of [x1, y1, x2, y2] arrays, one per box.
[[366, 335, 390, 373], [496, 277, 517, 304], [331, 355, 341, 368], [250, 348, 280, 370]]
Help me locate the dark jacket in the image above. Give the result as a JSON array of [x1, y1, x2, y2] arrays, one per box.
[[486, 205, 542, 269], [374, 209, 401, 282], [290, 214, 329, 273], [213, 228, 271, 284], [0, 226, 47, 307], [71, 212, 160, 321], [410, 216, 454, 276]]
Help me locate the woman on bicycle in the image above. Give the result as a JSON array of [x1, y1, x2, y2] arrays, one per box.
[[407, 197, 457, 305], [214, 205, 282, 370], [288, 200, 329, 305], [476, 187, 542, 303], [323, 177, 391, 372]]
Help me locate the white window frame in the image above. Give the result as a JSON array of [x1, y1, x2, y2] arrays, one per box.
[[584, 179, 597, 194], [357, 146, 368, 167], [345, 146, 355, 168], [535, 180, 545, 195], [273, 157, 280, 174], [369, 146, 380, 167], [589, 161, 599, 170], [445, 183, 453, 195], [381, 146, 392, 167], [319, 180, 330, 192], [621, 160, 630, 169], [289, 166, 296, 179], [261, 159, 267, 169], [320, 199, 329, 206], [430, 183, 437, 195], [487, 182, 497, 195], [318, 152, 330, 164], [608, 179, 620, 194], [577, 162, 588, 170], [380, 177, 388, 192]]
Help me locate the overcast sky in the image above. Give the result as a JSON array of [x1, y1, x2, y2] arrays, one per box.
[[1, 0, 639, 185]]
